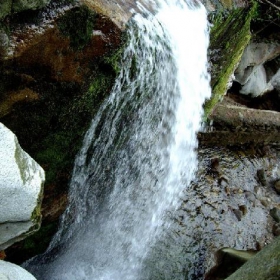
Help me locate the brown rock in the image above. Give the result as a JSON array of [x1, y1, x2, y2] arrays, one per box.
[[275, 180, 280, 194]]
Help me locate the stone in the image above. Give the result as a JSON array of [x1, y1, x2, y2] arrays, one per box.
[[206, 248, 256, 279], [270, 208, 280, 223], [272, 224, 280, 237], [0, 260, 37, 280], [0, 123, 45, 250], [274, 180, 280, 194], [225, 236, 280, 280], [257, 169, 267, 186]]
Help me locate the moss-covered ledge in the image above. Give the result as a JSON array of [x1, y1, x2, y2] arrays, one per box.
[[204, 3, 257, 117], [225, 236, 280, 280]]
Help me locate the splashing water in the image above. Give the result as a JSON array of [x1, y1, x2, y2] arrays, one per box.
[[25, 0, 211, 279]]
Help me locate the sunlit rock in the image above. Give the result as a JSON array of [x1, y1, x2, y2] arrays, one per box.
[[0, 260, 37, 280], [0, 123, 44, 250]]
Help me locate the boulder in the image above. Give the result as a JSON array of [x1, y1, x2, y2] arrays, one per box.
[[0, 123, 44, 250], [225, 236, 280, 280], [270, 208, 280, 223], [0, 260, 37, 280]]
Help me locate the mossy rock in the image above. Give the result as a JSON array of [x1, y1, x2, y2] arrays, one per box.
[[57, 6, 97, 50], [225, 236, 280, 280], [12, 0, 51, 13], [205, 3, 257, 117], [0, 1, 12, 20], [0, 0, 51, 19]]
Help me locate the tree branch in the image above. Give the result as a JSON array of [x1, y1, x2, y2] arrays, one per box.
[[263, 0, 280, 11]]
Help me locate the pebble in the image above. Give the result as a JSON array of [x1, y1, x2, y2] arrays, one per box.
[[270, 207, 280, 223], [257, 169, 267, 186], [274, 180, 280, 194], [232, 208, 243, 221], [272, 223, 280, 236]]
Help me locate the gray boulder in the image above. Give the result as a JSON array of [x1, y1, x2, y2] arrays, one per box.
[[0, 260, 37, 280], [0, 123, 45, 250]]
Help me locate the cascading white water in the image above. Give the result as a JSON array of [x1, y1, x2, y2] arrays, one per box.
[[25, 0, 211, 279]]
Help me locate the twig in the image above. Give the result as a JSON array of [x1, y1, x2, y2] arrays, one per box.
[[263, 0, 280, 11]]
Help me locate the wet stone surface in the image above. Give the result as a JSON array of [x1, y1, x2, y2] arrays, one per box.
[[142, 145, 280, 280]]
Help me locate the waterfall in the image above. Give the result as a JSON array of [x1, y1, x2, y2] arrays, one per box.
[[25, 0, 211, 279]]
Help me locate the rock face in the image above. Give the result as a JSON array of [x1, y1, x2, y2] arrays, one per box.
[[0, 260, 37, 280], [225, 236, 280, 280], [0, 123, 44, 250], [205, 5, 254, 116], [0, 0, 124, 261]]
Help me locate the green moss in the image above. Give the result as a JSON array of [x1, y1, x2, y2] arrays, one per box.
[[102, 32, 127, 75], [226, 236, 280, 280], [0, 0, 12, 20], [57, 6, 96, 50], [204, 3, 257, 118]]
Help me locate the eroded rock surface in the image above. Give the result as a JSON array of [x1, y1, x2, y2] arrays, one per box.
[[0, 123, 44, 250]]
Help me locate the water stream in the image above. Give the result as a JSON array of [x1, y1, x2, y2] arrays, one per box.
[[26, 0, 211, 279]]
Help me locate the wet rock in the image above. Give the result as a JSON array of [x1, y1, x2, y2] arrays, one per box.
[[239, 205, 247, 216], [274, 180, 280, 194], [270, 207, 280, 223], [272, 224, 280, 236], [256, 169, 267, 186], [225, 236, 280, 280], [205, 6, 253, 116], [232, 208, 243, 221], [244, 191, 256, 203], [0, 260, 37, 280], [205, 248, 256, 280]]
